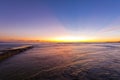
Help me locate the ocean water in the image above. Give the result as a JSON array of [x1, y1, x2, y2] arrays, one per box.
[[0, 43, 120, 80], [0, 43, 31, 51]]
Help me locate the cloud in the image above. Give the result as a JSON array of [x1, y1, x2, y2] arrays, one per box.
[[101, 26, 120, 33], [98, 17, 120, 34]]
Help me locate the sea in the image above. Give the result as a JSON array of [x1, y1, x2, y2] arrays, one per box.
[[0, 42, 120, 80]]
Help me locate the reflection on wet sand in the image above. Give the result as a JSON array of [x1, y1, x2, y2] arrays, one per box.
[[0, 43, 120, 80]]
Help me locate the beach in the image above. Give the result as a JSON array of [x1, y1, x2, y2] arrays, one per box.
[[0, 43, 120, 80]]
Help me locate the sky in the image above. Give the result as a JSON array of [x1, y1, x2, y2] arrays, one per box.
[[0, 0, 120, 42]]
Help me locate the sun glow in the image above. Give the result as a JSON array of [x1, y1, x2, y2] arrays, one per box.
[[52, 36, 93, 42]]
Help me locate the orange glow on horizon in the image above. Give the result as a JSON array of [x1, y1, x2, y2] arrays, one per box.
[[0, 36, 120, 43], [51, 36, 92, 42], [44, 36, 120, 42]]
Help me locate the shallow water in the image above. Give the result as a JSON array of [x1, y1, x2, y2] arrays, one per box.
[[0, 43, 120, 80]]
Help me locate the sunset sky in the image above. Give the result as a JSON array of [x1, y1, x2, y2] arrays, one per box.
[[0, 0, 120, 42]]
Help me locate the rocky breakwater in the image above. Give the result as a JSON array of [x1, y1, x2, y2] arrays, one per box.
[[0, 45, 33, 61]]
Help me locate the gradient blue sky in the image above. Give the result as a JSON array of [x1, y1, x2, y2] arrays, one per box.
[[0, 0, 120, 41]]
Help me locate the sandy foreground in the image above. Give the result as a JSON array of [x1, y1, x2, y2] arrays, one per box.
[[0, 43, 120, 80]]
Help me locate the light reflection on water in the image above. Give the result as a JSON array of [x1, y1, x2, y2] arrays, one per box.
[[0, 43, 120, 80]]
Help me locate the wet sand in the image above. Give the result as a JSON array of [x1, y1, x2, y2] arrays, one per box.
[[0, 43, 120, 80]]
